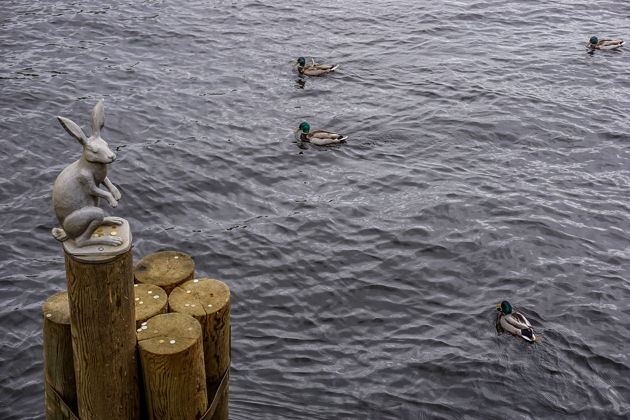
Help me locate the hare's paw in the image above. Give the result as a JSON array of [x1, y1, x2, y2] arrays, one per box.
[[52, 228, 69, 242], [75, 235, 124, 247], [102, 235, 123, 246], [103, 216, 124, 225], [111, 186, 122, 201]]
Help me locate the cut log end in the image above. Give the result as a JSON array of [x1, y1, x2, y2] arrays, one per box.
[[134, 251, 195, 294], [42, 290, 71, 325], [137, 312, 202, 355], [169, 278, 230, 316], [134, 284, 168, 328]]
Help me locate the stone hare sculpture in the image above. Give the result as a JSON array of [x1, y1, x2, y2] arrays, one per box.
[[51, 99, 124, 247]]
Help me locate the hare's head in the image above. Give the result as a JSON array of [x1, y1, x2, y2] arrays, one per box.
[[57, 99, 116, 164]]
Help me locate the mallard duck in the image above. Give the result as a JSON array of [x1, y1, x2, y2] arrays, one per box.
[[586, 36, 624, 50], [293, 122, 348, 146], [292, 57, 338, 76], [496, 301, 538, 342]]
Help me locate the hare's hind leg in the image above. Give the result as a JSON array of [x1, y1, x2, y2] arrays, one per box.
[[103, 216, 124, 226], [63, 207, 123, 247]]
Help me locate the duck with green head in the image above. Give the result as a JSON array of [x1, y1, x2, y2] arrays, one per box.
[[292, 56, 339, 76], [294, 122, 348, 146], [587, 36, 624, 50], [496, 300, 538, 342]]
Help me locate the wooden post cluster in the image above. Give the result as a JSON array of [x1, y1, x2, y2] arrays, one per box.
[[44, 247, 229, 420]]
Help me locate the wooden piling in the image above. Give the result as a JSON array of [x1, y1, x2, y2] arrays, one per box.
[[137, 312, 208, 420], [169, 278, 230, 420], [43, 290, 77, 420], [64, 249, 140, 420], [134, 283, 168, 328], [134, 251, 195, 295]]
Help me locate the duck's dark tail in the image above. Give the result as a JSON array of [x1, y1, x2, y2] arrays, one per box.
[[520, 328, 535, 342]]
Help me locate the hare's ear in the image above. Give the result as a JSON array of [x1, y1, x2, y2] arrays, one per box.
[[91, 99, 105, 136], [57, 116, 88, 145]]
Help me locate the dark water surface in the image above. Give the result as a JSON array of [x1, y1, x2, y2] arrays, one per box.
[[1, 1, 630, 419]]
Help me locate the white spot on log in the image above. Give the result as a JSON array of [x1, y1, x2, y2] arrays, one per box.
[[141, 321, 148, 326], [186, 290, 191, 294], [159, 339, 164, 343], [207, 304, 213, 307], [139, 301, 144, 305], [193, 279, 199, 283], [148, 290, 153, 294], [134, 284, 138, 287], [191, 304, 196, 307], [46, 313, 52, 318], [170, 340, 176, 344], [174, 256, 179, 259], [154, 295, 160, 299], [135, 297, 140, 301], [137, 328, 142, 332]]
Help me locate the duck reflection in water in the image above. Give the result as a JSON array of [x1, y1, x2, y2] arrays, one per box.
[[294, 77, 306, 89]]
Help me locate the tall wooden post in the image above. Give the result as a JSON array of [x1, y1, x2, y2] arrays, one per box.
[[63, 220, 140, 420]]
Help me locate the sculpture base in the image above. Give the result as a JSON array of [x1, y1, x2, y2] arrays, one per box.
[[63, 219, 132, 263]]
